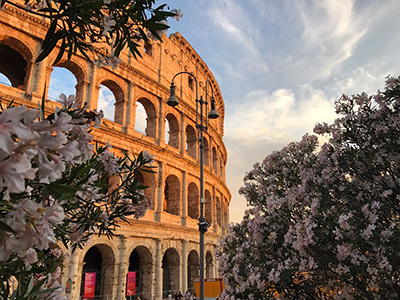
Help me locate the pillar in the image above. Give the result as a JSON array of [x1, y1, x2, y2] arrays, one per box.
[[116, 236, 128, 299], [181, 240, 188, 293], [155, 161, 164, 222], [181, 171, 187, 226], [122, 81, 136, 134], [65, 249, 80, 300], [180, 113, 185, 156], [84, 62, 97, 110], [154, 239, 163, 300], [156, 96, 164, 146]]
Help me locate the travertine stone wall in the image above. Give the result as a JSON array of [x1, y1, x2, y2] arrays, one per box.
[[0, 4, 231, 299]]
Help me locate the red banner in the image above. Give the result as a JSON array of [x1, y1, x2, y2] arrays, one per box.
[[126, 272, 136, 296], [83, 272, 96, 299]]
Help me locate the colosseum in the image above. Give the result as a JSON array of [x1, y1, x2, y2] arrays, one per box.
[[0, 3, 231, 300]]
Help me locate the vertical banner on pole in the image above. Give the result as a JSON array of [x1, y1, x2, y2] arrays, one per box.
[[83, 272, 96, 299], [126, 272, 136, 296]]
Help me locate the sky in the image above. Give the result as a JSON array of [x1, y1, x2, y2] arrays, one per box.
[[3, 0, 400, 223], [168, 0, 400, 223]]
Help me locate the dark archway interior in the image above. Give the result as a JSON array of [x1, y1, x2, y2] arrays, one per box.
[[0, 44, 26, 88], [81, 246, 102, 297]]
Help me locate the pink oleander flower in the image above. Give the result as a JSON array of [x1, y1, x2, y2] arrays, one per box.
[[102, 14, 116, 36]]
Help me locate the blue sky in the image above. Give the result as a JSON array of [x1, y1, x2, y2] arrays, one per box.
[[169, 0, 400, 222], [3, 1, 400, 223]]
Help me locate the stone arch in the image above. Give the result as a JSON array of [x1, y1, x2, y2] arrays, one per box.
[[99, 79, 125, 124], [164, 175, 181, 216], [165, 113, 180, 149], [212, 147, 218, 173], [52, 60, 87, 106], [205, 190, 212, 225], [216, 196, 221, 226], [80, 244, 115, 299], [186, 125, 196, 159], [187, 182, 199, 219], [162, 248, 180, 298], [206, 251, 214, 279], [0, 36, 33, 89], [136, 170, 156, 210], [187, 250, 199, 292], [136, 97, 157, 138], [128, 246, 153, 299], [203, 137, 210, 167]]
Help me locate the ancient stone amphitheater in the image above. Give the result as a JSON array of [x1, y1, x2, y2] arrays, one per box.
[[0, 4, 231, 300]]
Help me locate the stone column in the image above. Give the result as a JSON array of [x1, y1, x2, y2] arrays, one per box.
[[75, 80, 90, 109], [181, 240, 188, 293], [155, 161, 164, 222], [181, 171, 187, 226], [154, 238, 163, 300], [212, 185, 217, 233], [180, 113, 185, 156], [116, 235, 128, 299], [156, 97, 164, 146], [65, 249, 80, 300], [84, 63, 97, 111], [122, 81, 136, 134]]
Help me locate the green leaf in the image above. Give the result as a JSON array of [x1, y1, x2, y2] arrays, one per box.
[[39, 82, 46, 120], [52, 36, 66, 65], [0, 220, 15, 233], [47, 182, 81, 194], [37, 30, 62, 62]]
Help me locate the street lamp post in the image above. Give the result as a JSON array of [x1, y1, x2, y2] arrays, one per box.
[[167, 72, 219, 300]]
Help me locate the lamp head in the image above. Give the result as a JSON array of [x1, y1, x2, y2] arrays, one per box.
[[208, 98, 219, 119], [167, 83, 179, 107]]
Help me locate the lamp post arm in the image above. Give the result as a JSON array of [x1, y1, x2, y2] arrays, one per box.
[[204, 80, 215, 131], [171, 71, 200, 129]]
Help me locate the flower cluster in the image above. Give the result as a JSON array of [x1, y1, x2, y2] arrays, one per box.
[[0, 94, 155, 300], [217, 75, 400, 300]]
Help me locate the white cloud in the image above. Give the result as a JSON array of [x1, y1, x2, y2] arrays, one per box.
[[225, 85, 336, 146], [207, 0, 269, 76]]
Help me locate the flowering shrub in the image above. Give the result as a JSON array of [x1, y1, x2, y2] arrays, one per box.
[[217, 76, 400, 300], [0, 0, 181, 67], [0, 94, 154, 299]]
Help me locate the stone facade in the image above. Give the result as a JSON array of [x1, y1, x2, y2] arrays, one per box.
[[0, 3, 231, 300]]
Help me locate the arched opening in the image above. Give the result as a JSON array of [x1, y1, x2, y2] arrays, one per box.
[[98, 84, 115, 121], [216, 197, 221, 226], [0, 39, 31, 90], [135, 102, 147, 134], [162, 248, 180, 298], [187, 182, 199, 220], [187, 250, 199, 293], [136, 98, 157, 138], [203, 137, 209, 167], [165, 113, 179, 149], [186, 125, 196, 159], [206, 251, 214, 278], [212, 147, 218, 173], [99, 80, 125, 124], [205, 190, 212, 225], [164, 175, 181, 216], [51, 60, 86, 106], [127, 246, 153, 299], [136, 171, 156, 210], [80, 245, 115, 299], [48, 67, 77, 101]]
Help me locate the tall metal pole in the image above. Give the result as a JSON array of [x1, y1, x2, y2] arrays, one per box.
[[167, 72, 217, 300], [198, 95, 206, 300]]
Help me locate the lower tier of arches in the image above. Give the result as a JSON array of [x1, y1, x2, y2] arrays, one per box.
[[61, 233, 219, 300]]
